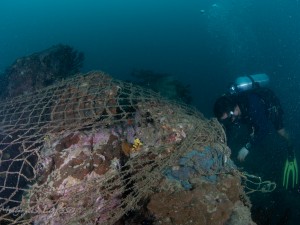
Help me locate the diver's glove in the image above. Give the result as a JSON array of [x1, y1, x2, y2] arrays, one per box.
[[238, 146, 249, 162], [282, 146, 298, 189]]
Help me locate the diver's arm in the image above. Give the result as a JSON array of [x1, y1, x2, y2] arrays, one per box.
[[278, 128, 292, 146], [237, 98, 268, 161]]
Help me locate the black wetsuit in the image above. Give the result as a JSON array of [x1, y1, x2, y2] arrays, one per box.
[[228, 90, 298, 225], [237, 90, 282, 150]]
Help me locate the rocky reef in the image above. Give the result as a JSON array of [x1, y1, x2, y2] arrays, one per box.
[[0, 46, 256, 224], [130, 69, 192, 104], [147, 174, 254, 225], [0, 44, 84, 98]]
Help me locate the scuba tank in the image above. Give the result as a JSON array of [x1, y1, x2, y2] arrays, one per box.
[[229, 73, 269, 94]]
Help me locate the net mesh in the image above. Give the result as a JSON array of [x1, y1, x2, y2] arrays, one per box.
[[0, 71, 235, 224]]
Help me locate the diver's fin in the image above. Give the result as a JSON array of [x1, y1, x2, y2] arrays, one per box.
[[283, 157, 298, 189]]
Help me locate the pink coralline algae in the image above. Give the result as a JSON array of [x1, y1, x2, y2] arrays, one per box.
[[23, 128, 123, 224]]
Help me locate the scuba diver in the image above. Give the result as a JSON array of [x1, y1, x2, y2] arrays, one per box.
[[213, 74, 298, 189]]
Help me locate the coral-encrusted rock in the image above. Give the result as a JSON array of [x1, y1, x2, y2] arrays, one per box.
[[22, 129, 123, 224], [147, 174, 255, 225], [39, 129, 122, 187], [0, 44, 84, 98]]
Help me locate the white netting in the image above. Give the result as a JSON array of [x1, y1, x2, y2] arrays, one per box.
[[0, 71, 236, 224]]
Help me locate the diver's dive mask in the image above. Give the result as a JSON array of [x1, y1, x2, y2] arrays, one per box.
[[220, 109, 240, 127]]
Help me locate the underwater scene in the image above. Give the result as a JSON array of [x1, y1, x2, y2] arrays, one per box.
[[1, 0, 300, 224]]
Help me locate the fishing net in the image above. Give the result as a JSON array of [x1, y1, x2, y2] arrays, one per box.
[[0, 71, 243, 224]]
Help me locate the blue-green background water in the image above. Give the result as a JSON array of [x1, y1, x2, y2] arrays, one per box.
[[1, 0, 300, 223], [1, 0, 300, 110]]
